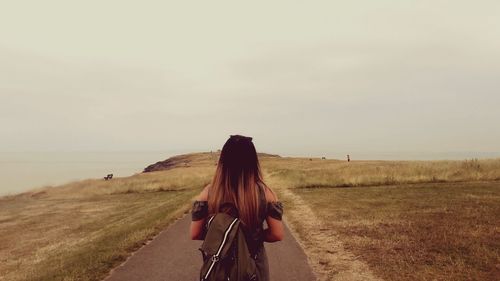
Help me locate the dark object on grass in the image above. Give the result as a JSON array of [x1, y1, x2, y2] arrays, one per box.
[[104, 174, 113, 180]]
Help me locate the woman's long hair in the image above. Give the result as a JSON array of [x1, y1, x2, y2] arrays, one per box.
[[208, 134, 264, 229]]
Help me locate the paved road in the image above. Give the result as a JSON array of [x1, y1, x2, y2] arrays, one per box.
[[105, 214, 316, 281]]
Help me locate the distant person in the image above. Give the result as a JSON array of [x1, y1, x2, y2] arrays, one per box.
[[190, 134, 284, 281], [347, 154, 350, 162]]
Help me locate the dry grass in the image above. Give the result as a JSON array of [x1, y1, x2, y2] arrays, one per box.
[[263, 157, 500, 188], [261, 157, 500, 281], [0, 161, 216, 281], [290, 182, 500, 281]]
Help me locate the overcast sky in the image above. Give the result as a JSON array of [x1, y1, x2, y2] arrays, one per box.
[[1, 1, 499, 158]]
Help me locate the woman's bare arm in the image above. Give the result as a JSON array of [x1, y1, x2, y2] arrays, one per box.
[[264, 216, 284, 242]]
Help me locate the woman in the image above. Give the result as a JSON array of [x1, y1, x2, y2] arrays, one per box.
[[190, 134, 284, 281]]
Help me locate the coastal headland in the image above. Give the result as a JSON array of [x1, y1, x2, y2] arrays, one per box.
[[1, 152, 499, 281]]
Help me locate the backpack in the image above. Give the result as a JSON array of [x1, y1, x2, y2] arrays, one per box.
[[199, 210, 258, 281]]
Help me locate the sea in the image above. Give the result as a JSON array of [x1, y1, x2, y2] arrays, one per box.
[[0, 151, 184, 196], [1, 150, 499, 197]]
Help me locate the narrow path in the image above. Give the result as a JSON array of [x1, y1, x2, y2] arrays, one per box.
[[104, 214, 316, 281]]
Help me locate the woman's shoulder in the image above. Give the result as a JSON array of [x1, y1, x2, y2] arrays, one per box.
[[196, 183, 211, 201], [260, 184, 283, 220]]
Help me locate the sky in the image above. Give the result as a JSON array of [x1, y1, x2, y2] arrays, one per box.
[[1, 0, 499, 158]]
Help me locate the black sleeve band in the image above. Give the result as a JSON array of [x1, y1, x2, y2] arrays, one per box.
[[267, 201, 283, 220], [191, 201, 208, 221]]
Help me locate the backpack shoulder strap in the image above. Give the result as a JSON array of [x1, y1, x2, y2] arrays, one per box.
[[199, 213, 240, 280]]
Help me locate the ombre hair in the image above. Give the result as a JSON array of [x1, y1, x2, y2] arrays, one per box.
[[208, 134, 266, 229]]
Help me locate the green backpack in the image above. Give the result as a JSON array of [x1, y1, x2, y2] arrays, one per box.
[[199, 211, 258, 281]]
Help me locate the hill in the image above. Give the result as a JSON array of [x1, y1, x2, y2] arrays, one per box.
[[143, 151, 280, 172]]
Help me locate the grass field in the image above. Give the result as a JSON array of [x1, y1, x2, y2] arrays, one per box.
[[262, 157, 500, 281], [1, 152, 499, 281], [0, 161, 215, 281], [264, 157, 500, 188], [290, 182, 500, 281]]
